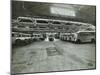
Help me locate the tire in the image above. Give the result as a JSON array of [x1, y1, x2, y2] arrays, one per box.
[[28, 39, 32, 43], [75, 39, 81, 44], [69, 37, 71, 42], [40, 38, 45, 40], [15, 39, 21, 45], [24, 39, 29, 44], [49, 38, 54, 41], [91, 39, 95, 43]]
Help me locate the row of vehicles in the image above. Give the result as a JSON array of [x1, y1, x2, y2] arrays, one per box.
[[60, 31, 96, 43], [12, 32, 46, 45], [12, 30, 96, 45], [12, 17, 95, 30], [12, 17, 96, 44]]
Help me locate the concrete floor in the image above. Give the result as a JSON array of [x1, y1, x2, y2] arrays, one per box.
[[11, 39, 96, 74]]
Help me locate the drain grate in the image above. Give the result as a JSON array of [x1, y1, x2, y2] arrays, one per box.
[[87, 63, 94, 66], [46, 47, 60, 56]]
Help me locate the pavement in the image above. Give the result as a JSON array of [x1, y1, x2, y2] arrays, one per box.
[[11, 38, 96, 74]]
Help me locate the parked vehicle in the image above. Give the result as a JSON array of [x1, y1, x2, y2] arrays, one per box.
[[55, 33, 60, 39], [60, 33, 71, 41], [12, 32, 32, 45], [32, 33, 45, 41], [48, 34, 54, 41], [70, 31, 96, 43]]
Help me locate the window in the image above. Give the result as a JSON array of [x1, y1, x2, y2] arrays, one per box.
[[36, 20, 48, 23], [52, 21, 61, 24], [86, 28, 95, 31], [49, 35, 53, 37], [79, 32, 95, 36], [18, 26, 25, 28], [18, 34, 21, 37], [19, 19, 33, 23], [90, 32, 95, 35], [50, 7, 76, 16], [66, 23, 73, 25], [12, 33, 18, 37], [39, 26, 47, 28], [58, 26, 63, 29], [29, 26, 37, 28]]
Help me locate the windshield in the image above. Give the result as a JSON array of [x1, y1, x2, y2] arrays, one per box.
[[79, 32, 95, 36], [19, 19, 33, 23]]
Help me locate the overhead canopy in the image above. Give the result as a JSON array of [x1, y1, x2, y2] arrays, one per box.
[[12, 1, 96, 25]]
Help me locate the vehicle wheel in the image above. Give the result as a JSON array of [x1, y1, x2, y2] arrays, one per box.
[[33, 38, 36, 41], [40, 38, 45, 40], [24, 39, 29, 44], [91, 39, 95, 43], [22, 40, 26, 45], [76, 39, 81, 44], [16, 39, 21, 45], [69, 37, 71, 42]]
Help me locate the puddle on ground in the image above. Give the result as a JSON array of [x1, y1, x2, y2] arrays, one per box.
[[46, 47, 60, 56], [87, 63, 94, 66]]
